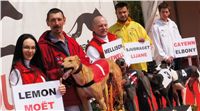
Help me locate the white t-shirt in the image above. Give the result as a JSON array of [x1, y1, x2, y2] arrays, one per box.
[[86, 35, 109, 63]]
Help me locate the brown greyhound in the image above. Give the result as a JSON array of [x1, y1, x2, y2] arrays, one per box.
[[62, 55, 124, 111]]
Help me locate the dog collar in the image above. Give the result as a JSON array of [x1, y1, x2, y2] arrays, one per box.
[[76, 80, 95, 88], [73, 63, 82, 75]]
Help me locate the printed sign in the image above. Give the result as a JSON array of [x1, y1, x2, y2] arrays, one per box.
[[102, 39, 124, 61], [12, 80, 64, 111], [174, 37, 197, 58], [124, 41, 152, 64]]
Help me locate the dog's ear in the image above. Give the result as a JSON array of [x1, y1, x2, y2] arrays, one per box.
[[147, 60, 157, 73], [115, 58, 120, 66], [160, 61, 169, 69], [74, 55, 80, 60]]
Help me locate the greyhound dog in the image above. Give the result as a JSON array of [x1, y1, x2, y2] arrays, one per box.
[[147, 61, 173, 110], [62, 55, 124, 111], [160, 61, 200, 106], [116, 58, 155, 111], [148, 61, 200, 109]]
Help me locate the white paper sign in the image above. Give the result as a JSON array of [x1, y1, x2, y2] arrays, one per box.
[[102, 39, 124, 61], [12, 80, 64, 111], [124, 41, 152, 64], [174, 37, 197, 58]]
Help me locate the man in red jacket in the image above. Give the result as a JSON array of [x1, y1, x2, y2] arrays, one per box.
[[86, 16, 117, 63], [38, 8, 90, 111]]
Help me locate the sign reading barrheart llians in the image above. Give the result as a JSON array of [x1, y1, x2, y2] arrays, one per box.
[[102, 39, 124, 61], [12, 80, 64, 111], [173, 37, 198, 58], [124, 41, 152, 64]]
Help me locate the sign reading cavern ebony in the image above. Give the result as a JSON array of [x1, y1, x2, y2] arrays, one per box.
[[12, 80, 64, 111], [124, 41, 152, 64], [173, 37, 198, 58]]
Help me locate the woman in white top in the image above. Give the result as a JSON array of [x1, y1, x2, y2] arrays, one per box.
[[9, 34, 66, 94]]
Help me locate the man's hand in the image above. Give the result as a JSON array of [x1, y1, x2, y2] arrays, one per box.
[[138, 38, 145, 42], [165, 56, 173, 64]]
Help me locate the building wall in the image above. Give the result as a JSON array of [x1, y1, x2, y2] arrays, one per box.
[[168, 1, 200, 66]]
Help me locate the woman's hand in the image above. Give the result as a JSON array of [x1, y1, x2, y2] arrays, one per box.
[[58, 78, 66, 95]]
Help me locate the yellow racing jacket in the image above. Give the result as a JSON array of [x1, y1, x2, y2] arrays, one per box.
[[109, 18, 152, 72]]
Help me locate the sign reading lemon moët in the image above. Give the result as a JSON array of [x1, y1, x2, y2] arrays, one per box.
[[12, 80, 64, 111]]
